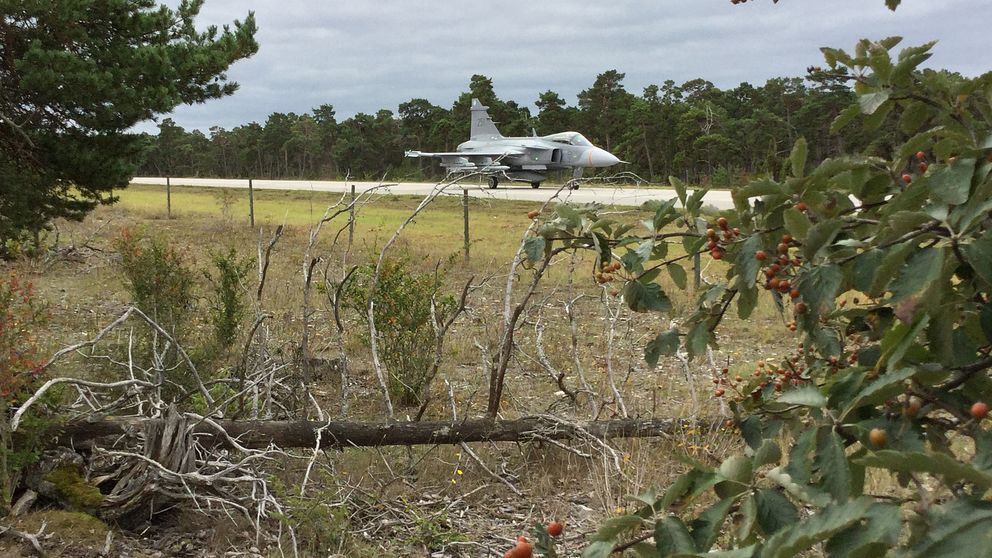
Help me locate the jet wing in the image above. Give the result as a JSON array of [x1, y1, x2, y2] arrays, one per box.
[[405, 148, 525, 158], [405, 148, 525, 172]]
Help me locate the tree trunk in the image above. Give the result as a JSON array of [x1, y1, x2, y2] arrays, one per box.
[[55, 416, 716, 451]]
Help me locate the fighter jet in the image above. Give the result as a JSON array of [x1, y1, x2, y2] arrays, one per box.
[[405, 98, 621, 189]]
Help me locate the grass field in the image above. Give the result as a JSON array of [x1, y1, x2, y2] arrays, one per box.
[[7, 183, 794, 556]]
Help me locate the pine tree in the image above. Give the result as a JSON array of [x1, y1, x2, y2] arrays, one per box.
[[0, 0, 258, 255]]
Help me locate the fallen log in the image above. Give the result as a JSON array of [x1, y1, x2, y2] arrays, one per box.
[[55, 416, 720, 450]]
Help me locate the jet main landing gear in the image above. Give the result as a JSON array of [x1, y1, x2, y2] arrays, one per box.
[[531, 182, 541, 189], [488, 175, 499, 189]]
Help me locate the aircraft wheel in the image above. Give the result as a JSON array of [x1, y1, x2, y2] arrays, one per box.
[[488, 176, 498, 189], [531, 182, 541, 189], [570, 183, 580, 190]]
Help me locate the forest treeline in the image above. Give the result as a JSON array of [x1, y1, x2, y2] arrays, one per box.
[[137, 70, 895, 185]]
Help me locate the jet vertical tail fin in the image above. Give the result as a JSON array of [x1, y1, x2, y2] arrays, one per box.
[[470, 98, 503, 140]]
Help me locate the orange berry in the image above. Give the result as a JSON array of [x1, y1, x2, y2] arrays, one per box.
[[711, 249, 723, 260], [869, 428, 888, 448], [777, 243, 789, 254], [789, 288, 800, 300], [548, 521, 563, 537], [527, 210, 540, 219], [717, 217, 729, 229], [782, 234, 792, 244], [915, 151, 926, 160]]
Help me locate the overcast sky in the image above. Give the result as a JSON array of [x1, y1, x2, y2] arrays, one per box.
[[145, 0, 989, 134]]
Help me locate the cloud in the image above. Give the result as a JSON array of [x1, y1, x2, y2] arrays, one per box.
[[145, 0, 988, 133]]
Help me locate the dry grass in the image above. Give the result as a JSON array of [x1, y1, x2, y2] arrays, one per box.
[[4, 183, 797, 556]]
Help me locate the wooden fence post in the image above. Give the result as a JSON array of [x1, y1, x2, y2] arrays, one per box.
[[463, 189, 470, 263], [166, 176, 171, 219], [248, 178, 255, 228]]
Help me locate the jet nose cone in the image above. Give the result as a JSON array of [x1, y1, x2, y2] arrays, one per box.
[[588, 147, 621, 168]]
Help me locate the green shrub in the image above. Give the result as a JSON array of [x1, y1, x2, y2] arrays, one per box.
[[115, 227, 195, 338], [344, 258, 456, 406], [205, 248, 254, 350]]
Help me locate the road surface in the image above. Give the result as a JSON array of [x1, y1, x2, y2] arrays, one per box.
[[130, 177, 736, 209]]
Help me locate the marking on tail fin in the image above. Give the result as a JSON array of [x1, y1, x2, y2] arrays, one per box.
[[470, 98, 503, 140]]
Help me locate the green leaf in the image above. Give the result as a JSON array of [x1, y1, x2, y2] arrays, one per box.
[[842, 367, 916, 419], [753, 439, 782, 468], [870, 242, 915, 297], [762, 498, 874, 558], [777, 385, 827, 408], [670, 176, 687, 207], [929, 157, 976, 206], [754, 489, 798, 536], [815, 428, 852, 502], [831, 104, 861, 134], [802, 219, 843, 261], [645, 329, 680, 367], [690, 497, 735, 552], [790, 138, 808, 178], [824, 502, 901, 558], [858, 91, 890, 115], [582, 541, 616, 558], [655, 516, 696, 556], [782, 208, 812, 241], [652, 198, 679, 231], [668, 263, 687, 290], [785, 428, 818, 484], [591, 515, 644, 542], [686, 322, 711, 359], [857, 451, 992, 490], [965, 229, 992, 287], [905, 498, 992, 558], [889, 247, 944, 303], [624, 280, 673, 314], [799, 264, 843, 314], [524, 236, 546, 263], [736, 179, 783, 198]]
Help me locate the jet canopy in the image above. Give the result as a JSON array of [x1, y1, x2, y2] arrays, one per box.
[[544, 132, 593, 147]]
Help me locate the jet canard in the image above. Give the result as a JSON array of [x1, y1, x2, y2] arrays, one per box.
[[405, 98, 621, 189]]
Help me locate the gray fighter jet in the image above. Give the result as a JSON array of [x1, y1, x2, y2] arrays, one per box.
[[405, 98, 621, 189]]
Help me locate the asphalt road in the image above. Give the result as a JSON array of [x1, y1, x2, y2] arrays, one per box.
[[130, 177, 736, 209]]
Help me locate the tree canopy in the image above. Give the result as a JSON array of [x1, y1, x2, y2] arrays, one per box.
[[0, 0, 258, 254], [135, 70, 899, 189]]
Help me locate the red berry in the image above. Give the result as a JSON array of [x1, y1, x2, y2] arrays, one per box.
[[795, 201, 808, 212], [717, 217, 729, 229], [755, 250, 767, 261], [714, 388, 726, 397], [971, 402, 989, 420], [782, 234, 792, 244], [915, 151, 926, 161], [547, 521, 563, 537], [918, 162, 928, 173], [777, 243, 789, 254], [795, 302, 808, 314], [711, 249, 723, 260], [901, 173, 912, 184], [789, 288, 800, 300], [707, 228, 716, 238], [707, 239, 718, 250]]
